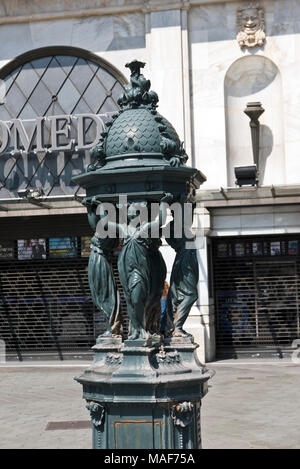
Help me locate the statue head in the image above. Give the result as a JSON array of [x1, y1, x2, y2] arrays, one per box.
[[241, 7, 260, 32], [127, 200, 148, 223]]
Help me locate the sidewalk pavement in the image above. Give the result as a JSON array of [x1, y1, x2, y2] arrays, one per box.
[[0, 359, 299, 449]]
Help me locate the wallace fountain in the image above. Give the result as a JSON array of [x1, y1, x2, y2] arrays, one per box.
[[73, 60, 213, 449]]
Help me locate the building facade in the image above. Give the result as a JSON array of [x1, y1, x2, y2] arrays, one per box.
[[0, 0, 300, 361]]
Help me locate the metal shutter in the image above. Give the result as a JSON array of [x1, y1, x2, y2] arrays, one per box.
[[0, 215, 96, 360], [213, 236, 300, 356]]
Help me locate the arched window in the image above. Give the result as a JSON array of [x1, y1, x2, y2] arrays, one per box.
[[224, 55, 285, 186], [0, 46, 126, 198]]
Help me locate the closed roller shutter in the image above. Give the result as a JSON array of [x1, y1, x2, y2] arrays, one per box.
[[213, 236, 300, 356], [0, 256, 97, 360], [0, 214, 129, 359]]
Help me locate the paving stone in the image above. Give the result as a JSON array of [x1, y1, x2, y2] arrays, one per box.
[[0, 360, 299, 449]]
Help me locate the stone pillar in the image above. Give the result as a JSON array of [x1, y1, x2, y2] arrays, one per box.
[[184, 206, 216, 363], [146, 6, 192, 155]]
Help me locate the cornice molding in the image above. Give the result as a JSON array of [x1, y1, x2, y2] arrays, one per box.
[[0, 0, 240, 25]]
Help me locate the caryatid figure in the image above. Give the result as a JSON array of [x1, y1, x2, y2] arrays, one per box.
[[97, 193, 173, 340], [83, 198, 122, 337], [165, 220, 199, 338]]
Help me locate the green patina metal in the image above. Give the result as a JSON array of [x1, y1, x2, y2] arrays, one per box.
[[73, 60, 213, 449]]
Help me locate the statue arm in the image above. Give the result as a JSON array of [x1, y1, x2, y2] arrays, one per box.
[[141, 193, 173, 235], [82, 198, 99, 231], [96, 201, 127, 238]]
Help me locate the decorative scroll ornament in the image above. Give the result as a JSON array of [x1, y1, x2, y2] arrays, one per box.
[[86, 401, 105, 428], [88, 136, 106, 171], [236, 2, 265, 49], [105, 352, 122, 366], [171, 401, 194, 427], [157, 346, 181, 365]]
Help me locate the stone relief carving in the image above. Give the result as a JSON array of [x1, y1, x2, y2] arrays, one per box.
[[171, 401, 194, 427], [86, 401, 105, 428], [156, 346, 181, 365], [236, 2, 266, 49], [105, 352, 122, 366]]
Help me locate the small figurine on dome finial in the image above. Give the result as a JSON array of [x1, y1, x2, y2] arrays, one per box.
[[117, 60, 158, 110], [125, 60, 146, 76]]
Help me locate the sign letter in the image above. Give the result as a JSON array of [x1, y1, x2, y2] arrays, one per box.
[[76, 114, 104, 150], [12, 118, 44, 153], [47, 115, 72, 151], [0, 121, 10, 154]]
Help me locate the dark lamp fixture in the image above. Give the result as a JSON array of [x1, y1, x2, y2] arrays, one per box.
[[234, 164, 258, 187], [244, 101, 265, 168]]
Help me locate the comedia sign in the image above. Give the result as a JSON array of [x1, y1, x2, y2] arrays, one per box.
[[0, 113, 109, 155]]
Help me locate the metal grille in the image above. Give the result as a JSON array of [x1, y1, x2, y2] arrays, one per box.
[[0, 215, 129, 359], [0, 48, 125, 198], [213, 236, 300, 355], [0, 214, 96, 359], [0, 257, 99, 359]]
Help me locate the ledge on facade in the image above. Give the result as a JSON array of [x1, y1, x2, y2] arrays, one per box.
[[196, 184, 300, 207], [0, 194, 85, 217]]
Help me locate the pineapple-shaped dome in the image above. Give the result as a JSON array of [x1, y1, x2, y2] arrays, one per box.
[[88, 60, 188, 171]]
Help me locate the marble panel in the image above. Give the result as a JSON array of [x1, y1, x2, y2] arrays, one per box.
[[273, 0, 300, 23], [112, 13, 145, 38], [2, 0, 143, 17], [240, 206, 272, 215], [150, 9, 181, 28], [30, 19, 73, 48], [241, 213, 274, 229], [264, 32, 295, 66], [274, 212, 300, 227], [146, 22, 184, 140], [194, 145, 228, 189], [285, 142, 300, 184], [193, 105, 226, 147], [189, 39, 209, 70], [0, 23, 33, 60], [206, 40, 239, 72], [188, 4, 227, 33], [99, 48, 148, 78], [107, 36, 145, 50], [212, 214, 242, 230], [71, 16, 114, 52]]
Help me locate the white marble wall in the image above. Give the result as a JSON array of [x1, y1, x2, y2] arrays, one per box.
[[145, 10, 186, 143], [1, 1, 300, 189], [0, 12, 147, 72], [211, 204, 300, 236], [224, 55, 285, 186], [189, 0, 300, 188], [178, 205, 215, 362]]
